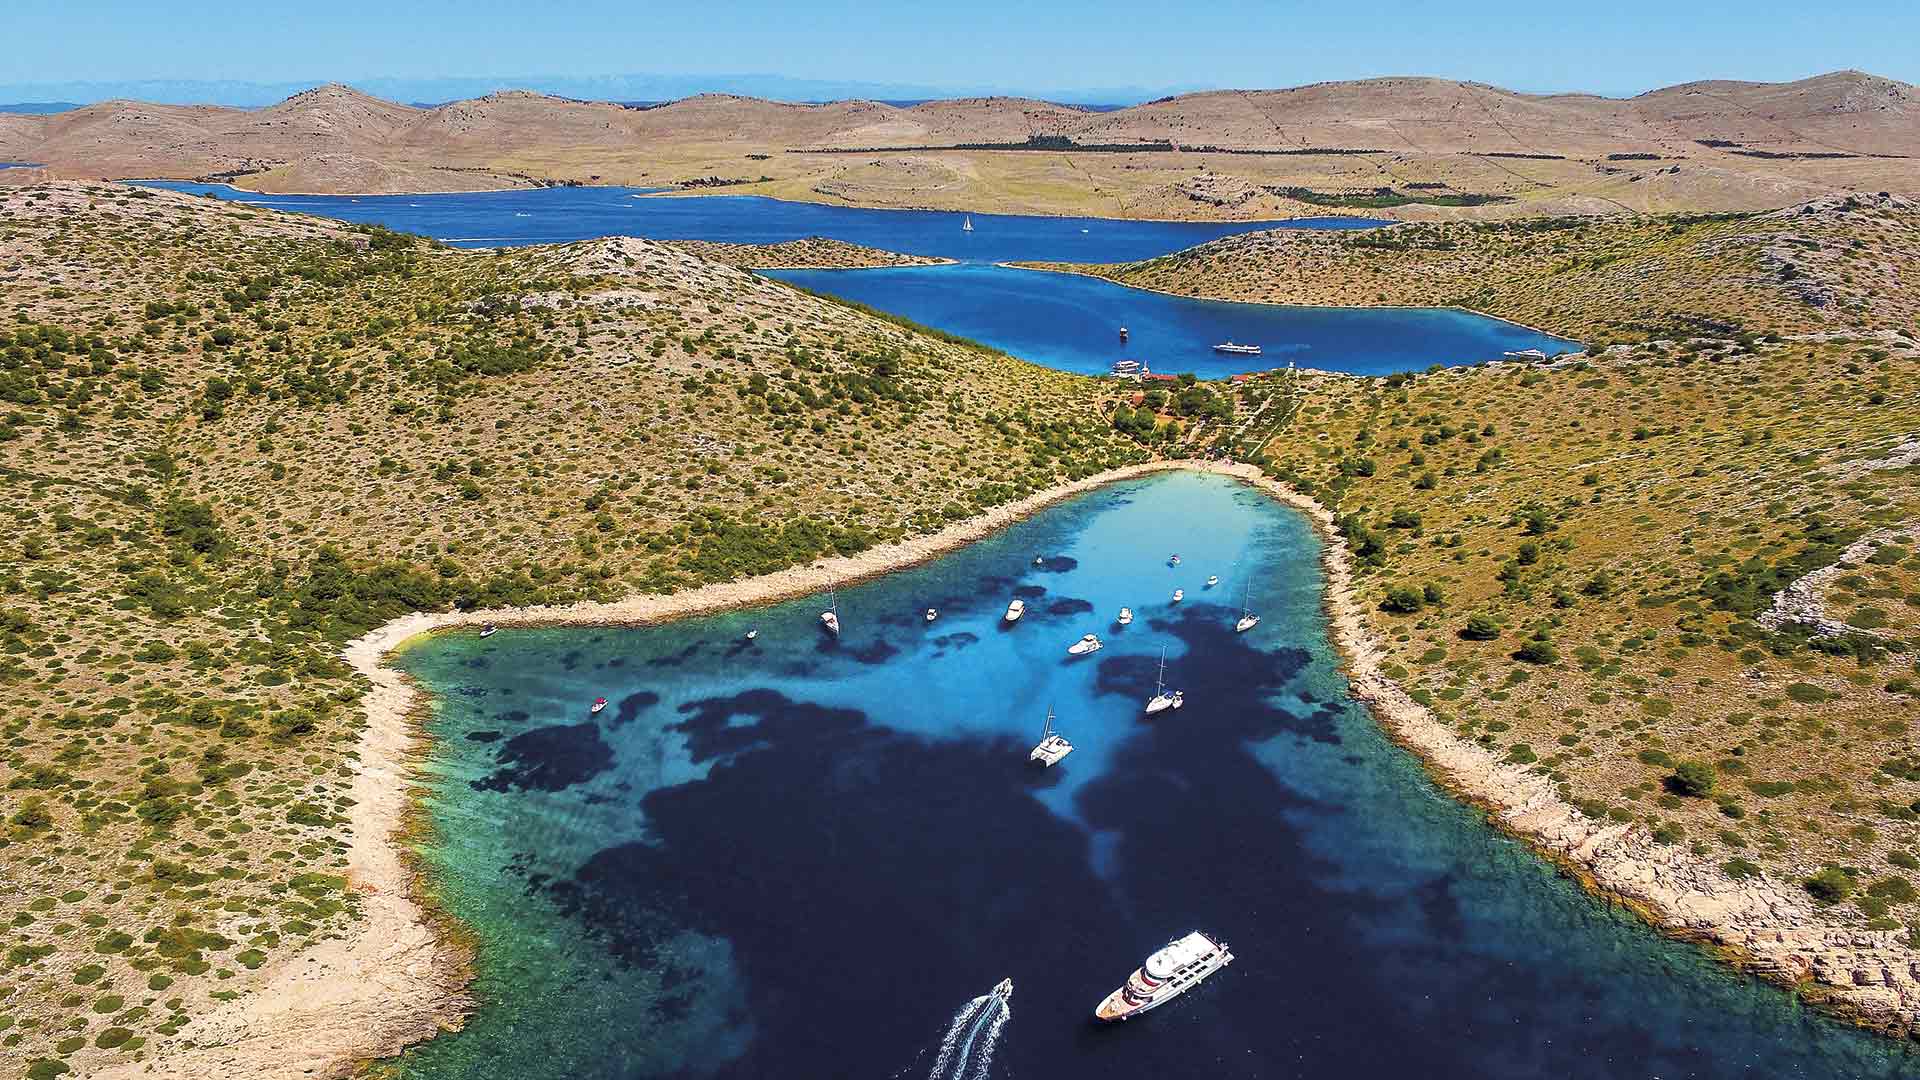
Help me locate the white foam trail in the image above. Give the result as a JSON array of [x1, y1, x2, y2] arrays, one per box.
[[928, 988, 1010, 1080], [927, 995, 986, 1079], [963, 1003, 1010, 1080]]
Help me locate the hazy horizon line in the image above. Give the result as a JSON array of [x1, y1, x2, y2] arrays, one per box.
[[1, 65, 1894, 112]]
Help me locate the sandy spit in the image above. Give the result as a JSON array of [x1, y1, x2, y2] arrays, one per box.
[[109, 459, 1920, 1079]]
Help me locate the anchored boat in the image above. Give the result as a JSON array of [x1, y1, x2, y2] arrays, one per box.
[[1235, 581, 1260, 633], [820, 578, 840, 636], [1117, 607, 1134, 626], [1004, 598, 1026, 623], [1144, 647, 1184, 715], [1067, 633, 1103, 657], [1212, 341, 1262, 355], [1094, 931, 1233, 1022], [1030, 705, 1073, 767], [590, 697, 608, 715]]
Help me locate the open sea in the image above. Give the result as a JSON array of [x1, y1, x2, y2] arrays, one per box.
[[392, 472, 1920, 1080], [138, 182, 1575, 376]]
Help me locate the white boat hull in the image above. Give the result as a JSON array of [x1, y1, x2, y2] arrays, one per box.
[[1095, 933, 1233, 1022]]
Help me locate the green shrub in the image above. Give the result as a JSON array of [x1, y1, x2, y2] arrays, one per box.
[[1804, 865, 1855, 903], [1668, 760, 1716, 798], [1461, 614, 1501, 640], [1381, 585, 1425, 614]]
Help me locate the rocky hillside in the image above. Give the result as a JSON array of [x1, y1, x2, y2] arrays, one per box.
[[1025, 191, 1920, 346], [1074, 190, 1920, 1028], [0, 181, 1142, 1078], [3, 72, 1916, 218]]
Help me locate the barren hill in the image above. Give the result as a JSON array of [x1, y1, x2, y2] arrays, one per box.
[[2, 72, 1916, 216]]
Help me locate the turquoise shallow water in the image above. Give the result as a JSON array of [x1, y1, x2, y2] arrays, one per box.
[[137, 182, 1576, 375], [393, 473, 1920, 1079]]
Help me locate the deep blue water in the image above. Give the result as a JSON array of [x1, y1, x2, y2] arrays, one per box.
[[393, 473, 1920, 1080], [138, 182, 1576, 374], [769, 263, 1567, 377]]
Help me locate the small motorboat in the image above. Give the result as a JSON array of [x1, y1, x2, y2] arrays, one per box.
[[1005, 598, 1026, 623], [1205, 575, 1219, 588], [1117, 607, 1134, 626], [925, 608, 938, 623], [1168, 554, 1181, 566], [1119, 326, 1129, 340], [1034, 555, 1045, 566], [1171, 589, 1184, 603], [745, 629, 759, 641], [590, 697, 608, 715], [478, 624, 497, 638], [1068, 633, 1104, 657]]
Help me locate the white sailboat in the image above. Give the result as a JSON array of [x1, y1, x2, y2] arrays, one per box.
[[820, 579, 840, 636], [1235, 581, 1260, 633], [962, 215, 974, 232], [1068, 633, 1103, 657], [1144, 647, 1184, 715], [1030, 705, 1074, 766]]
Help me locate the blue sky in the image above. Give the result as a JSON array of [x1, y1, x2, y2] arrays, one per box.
[[3, 0, 1913, 103]]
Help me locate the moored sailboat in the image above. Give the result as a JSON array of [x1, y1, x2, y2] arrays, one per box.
[[1235, 581, 1260, 633], [1030, 705, 1074, 766], [820, 579, 840, 636], [1144, 647, 1183, 714]]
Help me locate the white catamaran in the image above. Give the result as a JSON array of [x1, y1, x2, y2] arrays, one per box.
[[1030, 705, 1074, 767]]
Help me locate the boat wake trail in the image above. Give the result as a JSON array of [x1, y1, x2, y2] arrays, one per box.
[[928, 981, 1012, 1080]]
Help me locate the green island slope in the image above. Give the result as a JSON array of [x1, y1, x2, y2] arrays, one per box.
[[1074, 192, 1920, 1023], [3, 179, 1920, 1076], [0, 182, 1144, 1077]]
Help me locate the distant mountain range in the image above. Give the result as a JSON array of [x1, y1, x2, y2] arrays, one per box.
[[0, 75, 1185, 110], [2, 72, 1913, 219]]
